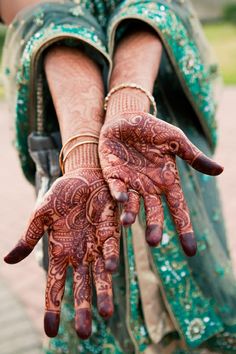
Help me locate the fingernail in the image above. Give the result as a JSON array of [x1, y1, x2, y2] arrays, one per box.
[[4, 242, 33, 264], [44, 311, 60, 337], [192, 155, 224, 176], [113, 191, 128, 203], [179, 232, 197, 257], [97, 294, 114, 319], [75, 309, 92, 339], [120, 212, 136, 226], [105, 256, 119, 273], [146, 225, 162, 247]]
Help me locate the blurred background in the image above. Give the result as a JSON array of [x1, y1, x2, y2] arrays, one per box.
[[0, 1, 235, 353]]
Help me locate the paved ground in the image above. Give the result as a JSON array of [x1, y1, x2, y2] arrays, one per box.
[[0, 87, 235, 353]]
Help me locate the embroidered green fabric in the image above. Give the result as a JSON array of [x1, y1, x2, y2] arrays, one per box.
[[2, 1, 236, 353]]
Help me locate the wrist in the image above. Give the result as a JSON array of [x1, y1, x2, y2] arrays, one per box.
[[64, 143, 100, 173], [60, 133, 100, 173], [105, 87, 150, 123]]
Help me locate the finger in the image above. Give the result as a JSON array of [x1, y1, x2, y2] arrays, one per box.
[[143, 194, 163, 247], [4, 240, 34, 264], [4, 207, 51, 264], [44, 254, 68, 337], [96, 195, 120, 273], [171, 132, 223, 176], [103, 236, 120, 273], [191, 153, 224, 176], [92, 257, 113, 319], [107, 178, 128, 203], [73, 264, 92, 339], [165, 182, 197, 257], [120, 191, 140, 227]]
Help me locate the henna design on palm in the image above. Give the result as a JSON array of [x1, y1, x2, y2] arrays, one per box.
[[99, 112, 223, 256], [4, 169, 119, 339]]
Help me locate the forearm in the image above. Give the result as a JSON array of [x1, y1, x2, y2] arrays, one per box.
[[0, 0, 48, 24], [44, 46, 105, 172], [106, 26, 162, 120]]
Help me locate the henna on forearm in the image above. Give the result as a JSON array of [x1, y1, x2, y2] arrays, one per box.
[[45, 46, 105, 143], [42, 47, 118, 336], [5, 167, 120, 338], [110, 24, 162, 90], [44, 46, 105, 174], [100, 25, 223, 257], [5, 46, 120, 339], [106, 25, 162, 121], [99, 112, 223, 256]]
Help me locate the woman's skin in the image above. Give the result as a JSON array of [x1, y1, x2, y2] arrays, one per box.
[[0, 0, 55, 24], [100, 27, 223, 256], [3, 0, 223, 340], [6, 46, 121, 339]]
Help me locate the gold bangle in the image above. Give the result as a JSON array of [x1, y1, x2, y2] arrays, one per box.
[[104, 83, 157, 117], [62, 140, 99, 170], [59, 133, 99, 174]]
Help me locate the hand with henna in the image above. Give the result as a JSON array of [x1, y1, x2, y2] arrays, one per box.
[[4, 144, 119, 339], [100, 25, 223, 257], [4, 47, 120, 339], [99, 111, 223, 256]]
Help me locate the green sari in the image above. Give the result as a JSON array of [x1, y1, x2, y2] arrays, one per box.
[[3, 0, 236, 353]]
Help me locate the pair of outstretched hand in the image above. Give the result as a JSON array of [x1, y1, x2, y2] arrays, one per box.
[[4, 112, 223, 339]]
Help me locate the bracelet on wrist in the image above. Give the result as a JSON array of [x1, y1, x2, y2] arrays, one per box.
[[59, 133, 99, 174], [104, 83, 157, 117]]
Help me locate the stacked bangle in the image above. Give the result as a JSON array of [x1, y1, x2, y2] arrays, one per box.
[[104, 83, 157, 117], [59, 133, 99, 174]]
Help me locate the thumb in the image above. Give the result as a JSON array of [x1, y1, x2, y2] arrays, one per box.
[[4, 240, 34, 264], [191, 153, 223, 176], [172, 130, 223, 176], [4, 205, 52, 264]]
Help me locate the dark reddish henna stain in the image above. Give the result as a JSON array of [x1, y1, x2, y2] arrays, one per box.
[[75, 308, 92, 339], [44, 311, 60, 337], [112, 191, 129, 203], [4, 240, 33, 264], [105, 255, 119, 273], [120, 211, 136, 226], [97, 293, 114, 319], [100, 112, 223, 256], [179, 232, 197, 257], [192, 154, 223, 176], [4, 168, 119, 339], [145, 224, 163, 247]]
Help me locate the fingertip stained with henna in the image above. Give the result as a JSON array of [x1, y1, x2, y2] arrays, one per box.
[[120, 211, 136, 226], [179, 232, 197, 257], [100, 112, 222, 256], [105, 255, 119, 273], [4, 240, 33, 264], [5, 168, 119, 339], [192, 154, 224, 176], [97, 293, 114, 319], [75, 308, 92, 339], [44, 311, 60, 338], [145, 224, 163, 247]]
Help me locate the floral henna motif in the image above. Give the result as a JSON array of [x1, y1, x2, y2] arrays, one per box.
[[4, 169, 119, 339], [99, 112, 223, 256], [3, 46, 118, 340]]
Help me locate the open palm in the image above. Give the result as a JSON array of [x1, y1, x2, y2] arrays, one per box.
[[4, 170, 119, 339], [99, 112, 223, 256]]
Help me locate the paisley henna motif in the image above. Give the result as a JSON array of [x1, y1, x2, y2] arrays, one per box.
[[4, 46, 118, 340], [99, 111, 223, 256], [4, 166, 119, 339]]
